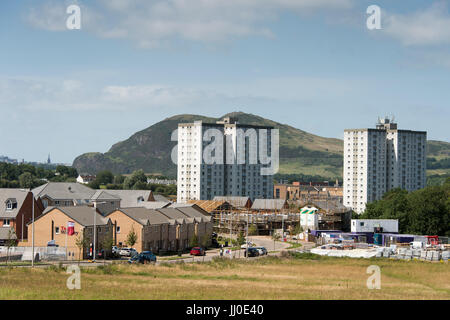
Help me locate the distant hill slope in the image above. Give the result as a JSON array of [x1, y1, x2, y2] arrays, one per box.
[[73, 112, 450, 178]]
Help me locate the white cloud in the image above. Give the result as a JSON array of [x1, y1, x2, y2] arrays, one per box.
[[384, 2, 450, 46], [0, 77, 228, 111], [26, 0, 352, 47], [0, 74, 359, 113]]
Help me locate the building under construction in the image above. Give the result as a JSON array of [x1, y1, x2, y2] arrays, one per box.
[[187, 195, 351, 236]]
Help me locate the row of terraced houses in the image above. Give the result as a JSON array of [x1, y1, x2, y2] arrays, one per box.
[[0, 182, 212, 257]]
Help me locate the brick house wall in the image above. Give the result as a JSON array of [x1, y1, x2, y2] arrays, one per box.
[[0, 192, 43, 242], [107, 210, 144, 251], [26, 208, 112, 259]]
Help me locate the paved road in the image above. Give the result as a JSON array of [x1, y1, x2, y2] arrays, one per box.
[[156, 236, 307, 264], [1, 238, 315, 268]]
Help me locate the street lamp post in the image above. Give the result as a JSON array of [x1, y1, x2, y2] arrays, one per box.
[[93, 207, 97, 262], [31, 190, 35, 268], [93, 201, 107, 262], [246, 214, 249, 259]]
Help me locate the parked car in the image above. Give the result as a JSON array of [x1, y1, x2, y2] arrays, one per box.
[[128, 251, 157, 264], [253, 246, 268, 255], [112, 246, 120, 255], [190, 247, 206, 256], [244, 247, 260, 257], [119, 248, 138, 257]]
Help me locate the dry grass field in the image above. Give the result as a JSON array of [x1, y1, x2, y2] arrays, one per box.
[[0, 254, 449, 300]]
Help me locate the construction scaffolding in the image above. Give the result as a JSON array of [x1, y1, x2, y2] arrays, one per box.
[[214, 212, 303, 236]]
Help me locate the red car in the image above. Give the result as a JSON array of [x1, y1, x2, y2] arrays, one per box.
[[190, 247, 206, 256]]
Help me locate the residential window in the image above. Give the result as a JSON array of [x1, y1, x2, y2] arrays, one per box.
[[116, 226, 121, 234], [55, 227, 60, 234], [3, 219, 11, 227]]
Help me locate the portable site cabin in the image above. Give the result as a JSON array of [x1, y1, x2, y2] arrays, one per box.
[[351, 219, 398, 234], [299, 206, 319, 230], [381, 234, 415, 247]]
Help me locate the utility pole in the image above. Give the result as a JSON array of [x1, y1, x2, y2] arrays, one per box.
[[92, 201, 107, 262]]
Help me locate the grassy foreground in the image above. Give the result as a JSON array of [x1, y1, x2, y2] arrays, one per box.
[[0, 254, 449, 300]]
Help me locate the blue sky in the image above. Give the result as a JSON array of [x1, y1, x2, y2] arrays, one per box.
[[0, 0, 449, 163]]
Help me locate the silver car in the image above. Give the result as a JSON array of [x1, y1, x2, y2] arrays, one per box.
[[119, 248, 138, 257]]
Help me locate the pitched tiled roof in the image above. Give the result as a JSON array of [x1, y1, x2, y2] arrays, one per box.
[[101, 190, 154, 208], [91, 190, 121, 201], [156, 208, 193, 224], [113, 207, 170, 226], [251, 199, 288, 210], [173, 206, 212, 223], [213, 196, 251, 208], [32, 183, 95, 201], [153, 194, 170, 203], [0, 189, 30, 219], [140, 201, 171, 209], [186, 200, 234, 213], [35, 206, 109, 227]]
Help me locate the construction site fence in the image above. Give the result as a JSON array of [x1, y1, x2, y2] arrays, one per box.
[[0, 246, 80, 262]]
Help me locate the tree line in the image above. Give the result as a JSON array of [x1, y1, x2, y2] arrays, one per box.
[[359, 178, 450, 236], [88, 169, 177, 196], [0, 162, 78, 189], [426, 157, 450, 170]]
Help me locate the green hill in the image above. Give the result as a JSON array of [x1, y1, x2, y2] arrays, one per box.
[[72, 112, 450, 179]]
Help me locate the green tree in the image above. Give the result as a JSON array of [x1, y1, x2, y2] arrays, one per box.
[[5, 229, 17, 265], [199, 233, 210, 248], [87, 180, 100, 189], [123, 170, 148, 189], [407, 186, 449, 236], [361, 189, 410, 233], [19, 172, 34, 189], [132, 181, 148, 190], [114, 175, 125, 185], [56, 165, 68, 176], [237, 231, 246, 246], [96, 170, 114, 185], [189, 234, 199, 248], [126, 226, 138, 248], [361, 186, 450, 236], [248, 224, 258, 236], [101, 235, 114, 259], [292, 224, 303, 235], [75, 232, 89, 264]]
